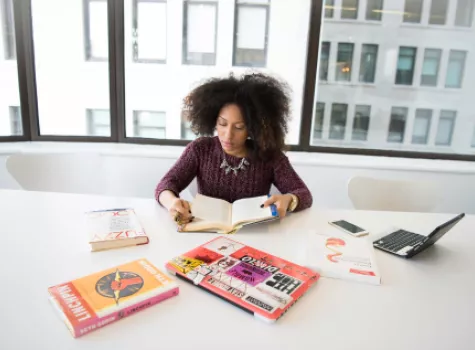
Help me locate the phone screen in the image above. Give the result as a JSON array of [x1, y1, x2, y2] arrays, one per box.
[[332, 220, 365, 234]]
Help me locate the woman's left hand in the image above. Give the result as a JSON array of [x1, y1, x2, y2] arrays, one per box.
[[262, 194, 293, 219]]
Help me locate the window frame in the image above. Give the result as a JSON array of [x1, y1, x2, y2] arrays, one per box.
[[1, 0, 16, 59], [83, 0, 109, 62], [395, 46, 417, 85], [86, 109, 111, 136], [365, 0, 383, 21], [445, 50, 467, 89], [132, 110, 167, 139], [132, 0, 167, 64], [232, 0, 270, 68], [182, 0, 218, 66], [420, 48, 442, 87], [359, 44, 378, 83], [2, 0, 474, 163], [403, 0, 424, 24]]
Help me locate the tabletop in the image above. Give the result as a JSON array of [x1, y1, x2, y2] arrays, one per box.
[[1, 189, 474, 350]]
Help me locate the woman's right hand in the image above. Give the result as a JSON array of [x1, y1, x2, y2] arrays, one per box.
[[167, 198, 193, 228]]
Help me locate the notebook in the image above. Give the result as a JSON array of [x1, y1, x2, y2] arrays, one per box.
[[165, 236, 319, 322], [180, 194, 278, 234]]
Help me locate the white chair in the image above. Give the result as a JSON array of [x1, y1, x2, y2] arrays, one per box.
[[347, 176, 439, 212], [5, 153, 103, 195]]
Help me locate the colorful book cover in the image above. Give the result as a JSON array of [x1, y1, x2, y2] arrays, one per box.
[[165, 236, 319, 322], [48, 259, 179, 338], [306, 232, 381, 285], [86, 208, 149, 251]]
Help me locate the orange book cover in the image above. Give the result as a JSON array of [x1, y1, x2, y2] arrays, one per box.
[[48, 259, 179, 338]]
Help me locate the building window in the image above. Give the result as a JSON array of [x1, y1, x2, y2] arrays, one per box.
[[313, 102, 325, 140], [132, 0, 167, 63], [86, 109, 110, 136], [429, 0, 448, 25], [352, 105, 370, 141], [472, 127, 475, 147], [9, 106, 22, 135], [341, 0, 358, 19], [445, 50, 466, 88], [412, 109, 432, 144], [325, 0, 334, 18], [180, 110, 195, 140], [329, 103, 348, 140], [366, 0, 383, 21], [395, 46, 416, 85], [420, 48, 441, 87], [359, 44, 378, 83], [183, 0, 217, 66], [319, 42, 330, 81], [435, 110, 456, 146], [455, 0, 474, 27], [335, 43, 354, 82], [133, 111, 166, 138], [388, 107, 408, 143], [1, 0, 15, 59], [233, 0, 270, 68], [403, 0, 423, 23], [83, 0, 108, 61]]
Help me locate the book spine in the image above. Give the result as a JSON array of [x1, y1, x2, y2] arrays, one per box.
[[72, 287, 179, 338]]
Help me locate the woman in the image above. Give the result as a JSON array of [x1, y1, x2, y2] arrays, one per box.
[[155, 73, 312, 227]]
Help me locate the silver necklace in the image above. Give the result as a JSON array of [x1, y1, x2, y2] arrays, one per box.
[[220, 153, 250, 176]]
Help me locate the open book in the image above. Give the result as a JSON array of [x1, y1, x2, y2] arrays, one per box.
[[181, 194, 278, 233]]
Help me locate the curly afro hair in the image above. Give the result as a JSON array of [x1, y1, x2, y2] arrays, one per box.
[[184, 72, 292, 160]]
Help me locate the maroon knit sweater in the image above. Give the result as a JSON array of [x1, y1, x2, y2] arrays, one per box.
[[155, 136, 312, 212]]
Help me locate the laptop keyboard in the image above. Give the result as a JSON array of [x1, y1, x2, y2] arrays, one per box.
[[374, 230, 426, 254]]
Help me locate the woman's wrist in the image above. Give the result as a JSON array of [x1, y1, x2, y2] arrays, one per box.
[[287, 193, 298, 212]]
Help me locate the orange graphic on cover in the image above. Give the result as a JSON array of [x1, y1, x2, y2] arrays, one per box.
[[325, 237, 346, 262]]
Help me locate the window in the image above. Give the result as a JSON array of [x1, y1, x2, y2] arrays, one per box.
[[329, 103, 348, 140], [84, 0, 108, 61], [86, 109, 110, 136], [366, 0, 383, 21], [1, 0, 15, 59], [455, 0, 474, 27], [396, 47, 416, 85], [352, 105, 370, 141], [403, 0, 423, 23], [313, 102, 325, 140], [325, 0, 334, 18], [420, 49, 441, 87], [33, 0, 110, 136], [319, 42, 330, 81], [359, 44, 378, 83], [233, 0, 270, 67], [387, 107, 408, 143], [183, 0, 217, 65], [435, 110, 456, 146], [341, 0, 358, 20], [9, 106, 22, 135], [335, 43, 353, 82], [429, 0, 448, 25], [133, 111, 166, 138], [132, 0, 167, 63], [412, 109, 432, 144], [472, 127, 475, 147], [445, 50, 466, 88]]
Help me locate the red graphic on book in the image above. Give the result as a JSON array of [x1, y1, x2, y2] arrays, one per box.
[[325, 237, 346, 263], [95, 269, 144, 305]]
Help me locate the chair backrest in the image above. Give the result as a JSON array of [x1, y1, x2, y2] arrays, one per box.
[[347, 176, 439, 212], [6, 153, 103, 195]]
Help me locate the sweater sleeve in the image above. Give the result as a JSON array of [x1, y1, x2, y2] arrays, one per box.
[[272, 154, 313, 212], [154, 141, 200, 203]]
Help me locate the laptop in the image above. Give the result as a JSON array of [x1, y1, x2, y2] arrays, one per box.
[[165, 236, 319, 322], [373, 213, 465, 258]]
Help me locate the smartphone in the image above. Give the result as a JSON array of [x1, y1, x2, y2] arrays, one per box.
[[328, 220, 369, 237]]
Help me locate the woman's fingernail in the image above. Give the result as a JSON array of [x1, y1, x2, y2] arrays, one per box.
[[260, 204, 264, 208]]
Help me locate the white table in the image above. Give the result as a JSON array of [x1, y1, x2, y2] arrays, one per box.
[[1, 189, 474, 350]]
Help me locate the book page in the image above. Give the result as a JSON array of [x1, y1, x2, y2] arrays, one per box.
[[191, 194, 232, 226], [231, 196, 275, 226]]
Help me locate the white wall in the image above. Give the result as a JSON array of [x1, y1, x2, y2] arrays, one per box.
[[1, 142, 474, 214]]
